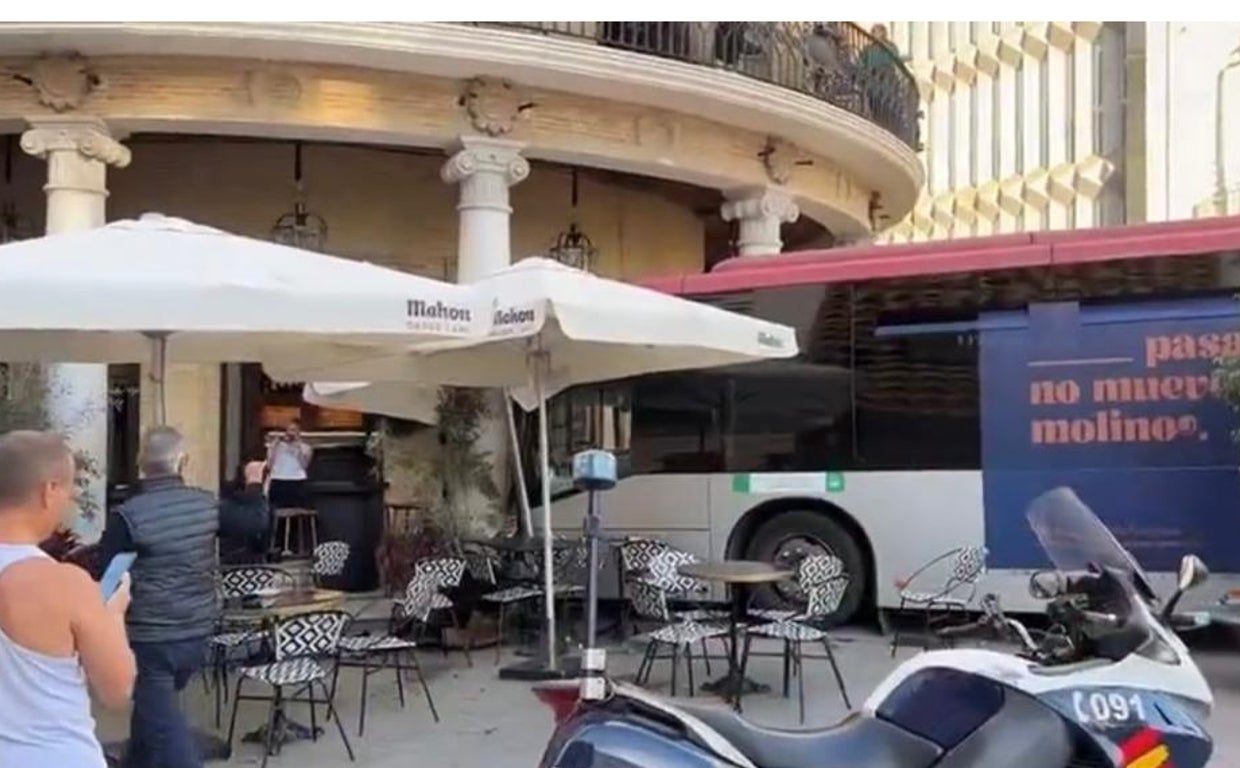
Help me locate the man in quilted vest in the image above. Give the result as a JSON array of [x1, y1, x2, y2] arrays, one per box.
[[98, 427, 266, 768]]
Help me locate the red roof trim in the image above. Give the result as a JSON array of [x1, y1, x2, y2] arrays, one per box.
[[642, 215, 1240, 296]]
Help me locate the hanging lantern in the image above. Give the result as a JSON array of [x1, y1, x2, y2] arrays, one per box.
[[270, 141, 328, 251], [548, 222, 596, 272], [548, 168, 597, 271]]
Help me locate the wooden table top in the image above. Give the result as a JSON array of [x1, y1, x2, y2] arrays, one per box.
[[678, 560, 793, 585], [222, 588, 345, 622]]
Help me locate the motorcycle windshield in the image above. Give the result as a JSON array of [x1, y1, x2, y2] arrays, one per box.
[[1026, 487, 1154, 595]]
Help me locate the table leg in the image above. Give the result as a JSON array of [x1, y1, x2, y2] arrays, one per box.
[[243, 710, 321, 751], [698, 583, 770, 710]]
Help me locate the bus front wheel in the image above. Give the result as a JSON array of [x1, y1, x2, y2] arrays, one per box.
[[743, 509, 868, 625]]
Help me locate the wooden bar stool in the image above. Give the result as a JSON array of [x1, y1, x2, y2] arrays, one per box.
[[272, 507, 318, 559]]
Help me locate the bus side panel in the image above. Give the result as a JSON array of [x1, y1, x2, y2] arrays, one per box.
[[707, 470, 985, 608], [981, 297, 1240, 573]]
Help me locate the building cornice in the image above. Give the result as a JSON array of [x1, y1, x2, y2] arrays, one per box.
[[0, 21, 924, 224]]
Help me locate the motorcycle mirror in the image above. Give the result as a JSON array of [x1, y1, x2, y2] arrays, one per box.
[[1163, 554, 1209, 621], [1029, 570, 1064, 600], [1178, 554, 1209, 592]]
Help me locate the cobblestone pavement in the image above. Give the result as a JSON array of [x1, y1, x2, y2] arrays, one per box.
[[93, 623, 1240, 767]]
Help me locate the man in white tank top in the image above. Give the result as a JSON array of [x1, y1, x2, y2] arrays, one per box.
[[0, 430, 136, 766]]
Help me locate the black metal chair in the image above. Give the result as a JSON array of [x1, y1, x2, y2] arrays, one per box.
[[411, 556, 472, 666], [332, 579, 440, 736], [890, 545, 987, 656], [744, 557, 852, 723], [465, 543, 543, 664], [631, 579, 727, 697], [207, 566, 295, 727], [225, 609, 354, 768]]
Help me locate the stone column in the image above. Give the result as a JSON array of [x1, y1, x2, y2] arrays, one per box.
[[720, 187, 800, 257], [441, 136, 530, 284], [440, 136, 531, 537], [21, 116, 131, 538]]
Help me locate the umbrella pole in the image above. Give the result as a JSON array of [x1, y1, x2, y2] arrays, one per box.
[[504, 390, 535, 538], [534, 351, 557, 671], [145, 332, 170, 425]]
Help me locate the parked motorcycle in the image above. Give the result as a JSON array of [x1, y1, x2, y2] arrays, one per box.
[[535, 485, 1214, 768]]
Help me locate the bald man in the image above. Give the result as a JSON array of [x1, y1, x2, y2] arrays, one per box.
[[0, 430, 135, 766]]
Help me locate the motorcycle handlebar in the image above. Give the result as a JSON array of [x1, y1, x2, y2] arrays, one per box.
[[1080, 610, 1122, 628]]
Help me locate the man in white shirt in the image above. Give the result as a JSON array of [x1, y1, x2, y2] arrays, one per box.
[[265, 419, 312, 509]]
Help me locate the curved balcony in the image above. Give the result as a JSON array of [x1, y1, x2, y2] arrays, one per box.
[[474, 22, 921, 149]]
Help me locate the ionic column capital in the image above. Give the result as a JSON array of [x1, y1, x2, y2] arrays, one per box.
[[720, 187, 800, 258], [720, 187, 800, 225], [21, 115, 131, 169], [441, 136, 529, 188]]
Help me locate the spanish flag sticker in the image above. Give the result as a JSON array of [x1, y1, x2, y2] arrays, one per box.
[[1121, 727, 1173, 768]]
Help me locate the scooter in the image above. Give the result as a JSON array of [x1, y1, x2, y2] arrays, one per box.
[[535, 475, 1215, 768]]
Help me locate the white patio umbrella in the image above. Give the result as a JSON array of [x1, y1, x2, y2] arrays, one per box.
[[0, 213, 489, 421], [269, 257, 799, 672], [304, 381, 441, 426]]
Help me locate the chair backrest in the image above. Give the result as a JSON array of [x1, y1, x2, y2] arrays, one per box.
[[398, 577, 440, 625], [798, 554, 845, 589], [462, 544, 500, 585], [552, 539, 588, 582], [273, 610, 349, 660], [619, 538, 673, 573], [311, 541, 351, 577], [628, 579, 672, 623], [647, 548, 704, 595], [949, 545, 987, 587], [414, 557, 467, 588], [804, 576, 849, 619], [219, 566, 294, 599]]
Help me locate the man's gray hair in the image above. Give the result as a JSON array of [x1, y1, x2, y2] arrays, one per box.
[[0, 430, 73, 509], [139, 426, 187, 477]]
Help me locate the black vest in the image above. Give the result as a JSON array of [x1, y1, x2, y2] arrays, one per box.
[[118, 476, 220, 642]]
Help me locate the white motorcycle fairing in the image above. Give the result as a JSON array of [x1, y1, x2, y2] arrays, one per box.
[[863, 623, 1212, 717]]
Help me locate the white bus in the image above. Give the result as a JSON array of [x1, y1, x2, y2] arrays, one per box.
[[536, 217, 1240, 622]]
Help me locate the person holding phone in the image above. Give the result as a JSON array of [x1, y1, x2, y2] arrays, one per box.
[[266, 418, 312, 509], [97, 427, 266, 768], [0, 430, 136, 767]]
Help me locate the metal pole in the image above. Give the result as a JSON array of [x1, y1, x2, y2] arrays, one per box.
[[583, 488, 601, 650], [504, 391, 535, 538], [534, 349, 557, 670], [145, 332, 169, 425]]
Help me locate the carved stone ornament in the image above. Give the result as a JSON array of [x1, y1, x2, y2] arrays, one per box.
[[244, 69, 303, 108], [461, 77, 527, 137], [634, 114, 678, 151], [25, 53, 100, 112], [759, 137, 800, 185]]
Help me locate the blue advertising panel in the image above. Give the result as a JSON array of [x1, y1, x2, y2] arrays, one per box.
[[981, 296, 1240, 571]]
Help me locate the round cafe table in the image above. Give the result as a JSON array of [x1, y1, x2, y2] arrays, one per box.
[[678, 560, 793, 712], [221, 587, 345, 623]]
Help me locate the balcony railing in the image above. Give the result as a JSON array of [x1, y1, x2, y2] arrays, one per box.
[[469, 22, 921, 149]]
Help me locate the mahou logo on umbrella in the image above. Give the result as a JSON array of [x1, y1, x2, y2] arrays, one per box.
[[405, 298, 474, 334], [490, 302, 543, 337]]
